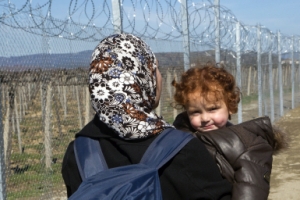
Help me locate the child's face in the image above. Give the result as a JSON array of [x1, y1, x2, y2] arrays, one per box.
[[186, 93, 231, 132]]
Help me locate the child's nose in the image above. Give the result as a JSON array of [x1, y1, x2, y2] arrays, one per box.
[[201, 112, 209, 122]]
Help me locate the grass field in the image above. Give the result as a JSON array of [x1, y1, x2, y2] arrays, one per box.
[[3, 78, 300, 199]]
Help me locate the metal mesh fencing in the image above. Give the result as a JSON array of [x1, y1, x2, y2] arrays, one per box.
[[0, 0, 300, 199]]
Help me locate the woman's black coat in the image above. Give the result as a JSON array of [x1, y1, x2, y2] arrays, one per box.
[[62, 115, 232, 200]]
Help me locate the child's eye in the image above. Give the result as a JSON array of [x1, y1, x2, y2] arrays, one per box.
[[188, 110, 201, 115], [208, 107, 219, 111]]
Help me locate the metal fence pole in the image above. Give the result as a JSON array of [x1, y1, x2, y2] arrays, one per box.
[[299, 39, 300, 90], [236, 22, 242, 123], [0, 20, 8, 200], [257, 25, 262, 116], [0, 83, 6, 200], [112, 0, 122, 34], [214, 0, 220, 63], [181, 0, 190, 71], [299, 39, 300, 103], [291, 36, 295, 109], [299, 39, 300, 98], [268, 37, 275, 121], [278, 31, 284, 116]]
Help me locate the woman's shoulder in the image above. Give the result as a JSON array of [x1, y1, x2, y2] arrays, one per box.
[[177, 137, 219, 165], [62, 140, 75, 170], [173, 111, 196, 133]]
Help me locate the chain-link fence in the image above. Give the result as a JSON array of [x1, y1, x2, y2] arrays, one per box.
[[0, 0, 300, 199]]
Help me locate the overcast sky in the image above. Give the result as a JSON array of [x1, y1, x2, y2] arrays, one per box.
[[221, 0, 300, 36]]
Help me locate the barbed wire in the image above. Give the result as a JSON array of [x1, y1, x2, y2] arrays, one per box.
[[0, 0, 299, 53]]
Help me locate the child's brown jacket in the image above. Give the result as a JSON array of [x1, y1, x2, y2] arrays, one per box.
[[173, 112, 286, 200]]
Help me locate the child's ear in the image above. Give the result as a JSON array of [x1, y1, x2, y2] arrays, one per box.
[[228, 111, 232, 120]]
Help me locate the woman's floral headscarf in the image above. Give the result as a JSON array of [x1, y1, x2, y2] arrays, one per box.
[[89, 33, 172, 139]]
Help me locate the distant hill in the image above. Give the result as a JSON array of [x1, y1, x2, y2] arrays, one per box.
[[282, 52, 300, 60], [0, 50, 296, 71], [0, 50, 189, 70], [0, 50, 92, 70]]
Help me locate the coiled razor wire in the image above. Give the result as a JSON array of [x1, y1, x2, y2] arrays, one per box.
[[1, 0, 298, 53], [2, 0, 297, 53]]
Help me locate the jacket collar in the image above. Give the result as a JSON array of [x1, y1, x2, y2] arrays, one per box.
[[75, 115, 114, 139]]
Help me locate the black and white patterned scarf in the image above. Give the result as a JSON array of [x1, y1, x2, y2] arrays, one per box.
[[89, 33, 172, 139]]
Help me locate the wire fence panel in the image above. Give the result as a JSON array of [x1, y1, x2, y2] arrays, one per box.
[[0, 0, 300, 199]]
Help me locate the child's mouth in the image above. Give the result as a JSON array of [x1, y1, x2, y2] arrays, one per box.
[[202, 125, 214, 130]]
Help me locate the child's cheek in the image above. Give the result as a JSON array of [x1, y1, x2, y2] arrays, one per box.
[[190, 117, 201, 131], [215, 116, 228, 128]]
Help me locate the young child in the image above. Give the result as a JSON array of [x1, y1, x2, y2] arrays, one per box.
[[172, 63, 286, 200]]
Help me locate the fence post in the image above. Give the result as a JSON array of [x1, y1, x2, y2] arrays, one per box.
[[299, 39, 300, 102], [214, 0, 220, 63], [298, 39, 300, 96], [173, 68, 178, 120], [291, 36, 295, 109], [181, 0, 190, 71], [0, 83, 7, 200], [278, 31, 284, 116], [44, 83, 52, 169], [0, 28, 4, 199], [85, 87, 91, 125], [112, 0, 122, 34], [299, 39, 300, 90], [257, 25, 262, 116], [268, 34, 275, 121], [236, 22, 242, 123]]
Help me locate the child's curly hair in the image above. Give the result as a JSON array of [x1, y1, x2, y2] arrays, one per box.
[[172, 63, 240, 114]]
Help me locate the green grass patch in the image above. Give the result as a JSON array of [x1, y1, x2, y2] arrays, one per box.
[[241, 94, 258, 104]]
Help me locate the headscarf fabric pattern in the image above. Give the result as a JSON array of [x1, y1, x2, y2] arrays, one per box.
[[89, 33, 172, 139]]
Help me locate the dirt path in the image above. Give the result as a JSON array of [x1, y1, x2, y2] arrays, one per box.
[[268, 106, 300, 200]]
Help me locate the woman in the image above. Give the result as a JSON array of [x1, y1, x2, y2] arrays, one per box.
[[61, 33, 232, 200]]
